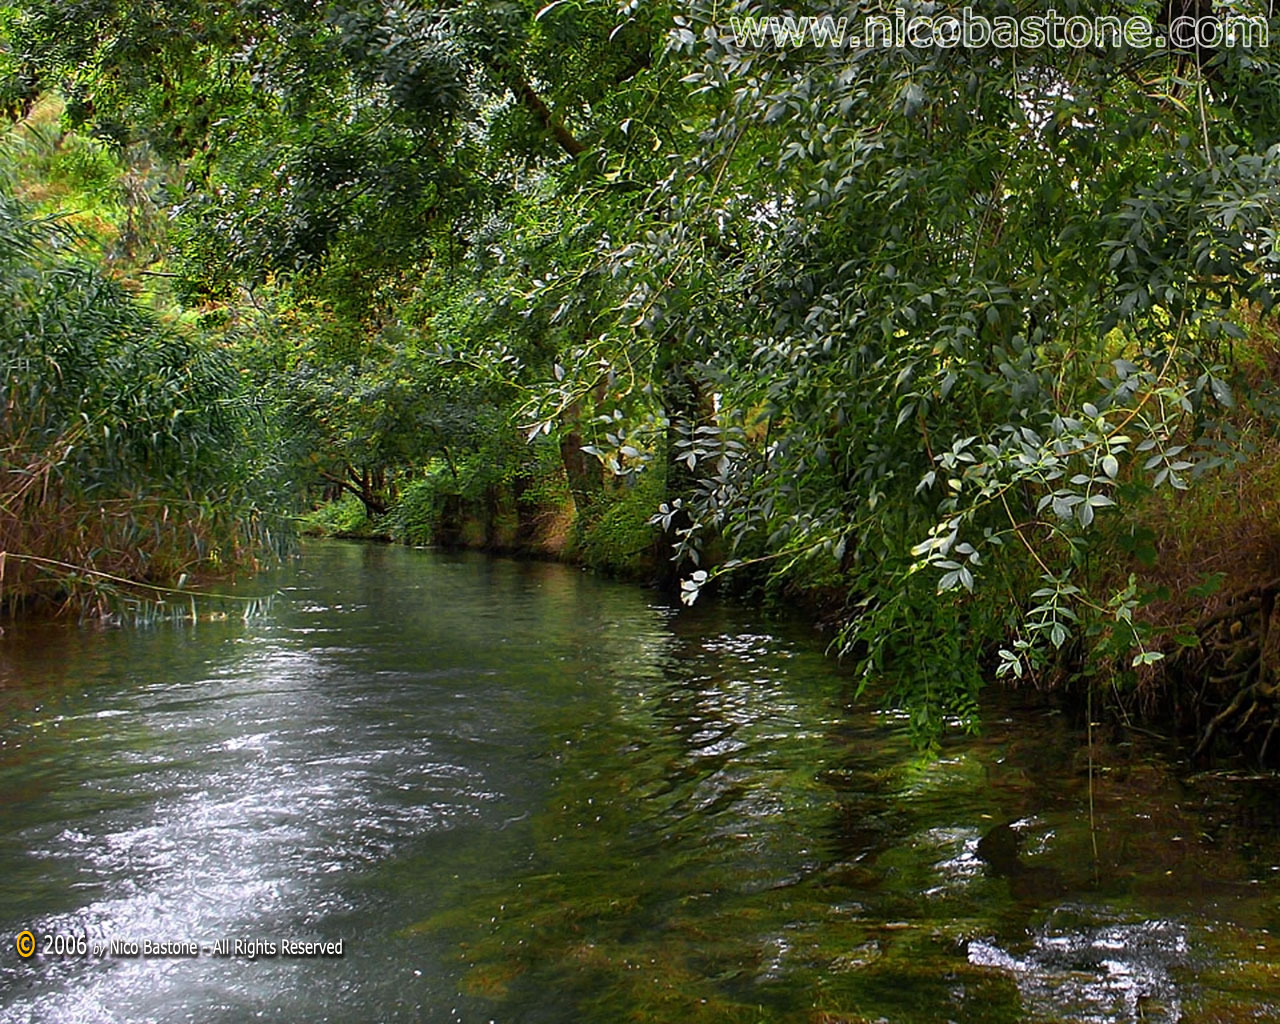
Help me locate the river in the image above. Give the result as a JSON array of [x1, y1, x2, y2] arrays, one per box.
[[1, 542, 1277, 1022]]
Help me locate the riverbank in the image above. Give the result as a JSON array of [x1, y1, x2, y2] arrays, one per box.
[[296, 443, 1280, 772], [299, 466, 668, 584]]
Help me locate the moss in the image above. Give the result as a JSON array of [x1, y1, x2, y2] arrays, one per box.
[[460, 961, 524, 1000]]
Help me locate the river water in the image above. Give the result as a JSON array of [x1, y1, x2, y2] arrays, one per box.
[[1, 542, 1277, 1023]]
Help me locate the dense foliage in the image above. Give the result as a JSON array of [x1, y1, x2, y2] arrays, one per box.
[[0, 128, 286, 615], [6, 0, 1280, 747]]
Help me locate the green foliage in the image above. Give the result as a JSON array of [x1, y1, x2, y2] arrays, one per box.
[[571, 0, 1280, 738], [299, 495, 379, 540], [578, 470, 664, 577], [10, 117, 120, 204], [386, 466, 459, 546], [22, 0, 1280, 743], [517, 442, 574, 510], [0, 184, 287, 614]]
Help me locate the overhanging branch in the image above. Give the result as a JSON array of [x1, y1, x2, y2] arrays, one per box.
[[512, 75, 585, 158]]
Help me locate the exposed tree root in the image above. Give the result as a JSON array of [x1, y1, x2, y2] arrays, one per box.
[[1174, 579, 1280, 766]]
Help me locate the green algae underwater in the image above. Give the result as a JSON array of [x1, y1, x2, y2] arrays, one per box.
[[388, 572, 1280, 1024]]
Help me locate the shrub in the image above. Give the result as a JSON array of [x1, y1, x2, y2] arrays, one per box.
[[299, 494, 378, 539], [386, 466, 458, 545], [0, 188, 285, 615], [578, 470, 663, 578]]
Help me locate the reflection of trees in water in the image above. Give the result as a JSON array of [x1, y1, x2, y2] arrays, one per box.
[[384, 552, 1280, 1023]]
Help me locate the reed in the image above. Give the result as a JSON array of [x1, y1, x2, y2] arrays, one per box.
[[0, 188, 283, 618]]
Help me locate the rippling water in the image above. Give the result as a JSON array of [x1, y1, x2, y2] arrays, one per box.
[[1, 542, 1277, 1022]]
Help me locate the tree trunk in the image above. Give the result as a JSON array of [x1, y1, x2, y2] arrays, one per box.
[[512, 472, 538, 548], [319, 465, 387, 516], [483, 483, 501, 548], [559, 401, 603, 518]]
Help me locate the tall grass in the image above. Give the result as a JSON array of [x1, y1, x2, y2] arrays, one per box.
[[0, 188, 285, 617]]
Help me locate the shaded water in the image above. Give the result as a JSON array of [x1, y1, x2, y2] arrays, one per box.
[[1, 542, 1278, 1022]]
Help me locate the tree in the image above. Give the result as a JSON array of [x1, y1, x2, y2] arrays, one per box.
[[15, 0, 1280, 745], [598, 0, 1280, 739]]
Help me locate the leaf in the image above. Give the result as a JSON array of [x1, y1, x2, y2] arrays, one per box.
[[535, 0, 574, 20], [1188, 572, 1226, 599]]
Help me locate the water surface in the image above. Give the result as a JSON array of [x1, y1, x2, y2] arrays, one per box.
[[1, 542, 1277, 1022]]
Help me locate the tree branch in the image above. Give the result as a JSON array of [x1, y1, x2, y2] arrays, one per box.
[[319, 470, 387, 515], [511, 75, 585, 158]]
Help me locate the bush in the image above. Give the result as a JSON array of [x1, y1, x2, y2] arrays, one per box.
[[386, 466, 458, 545], [299, 494, 380, 539], [0, 188, 286, 615], [578, 470, 663, 578]]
